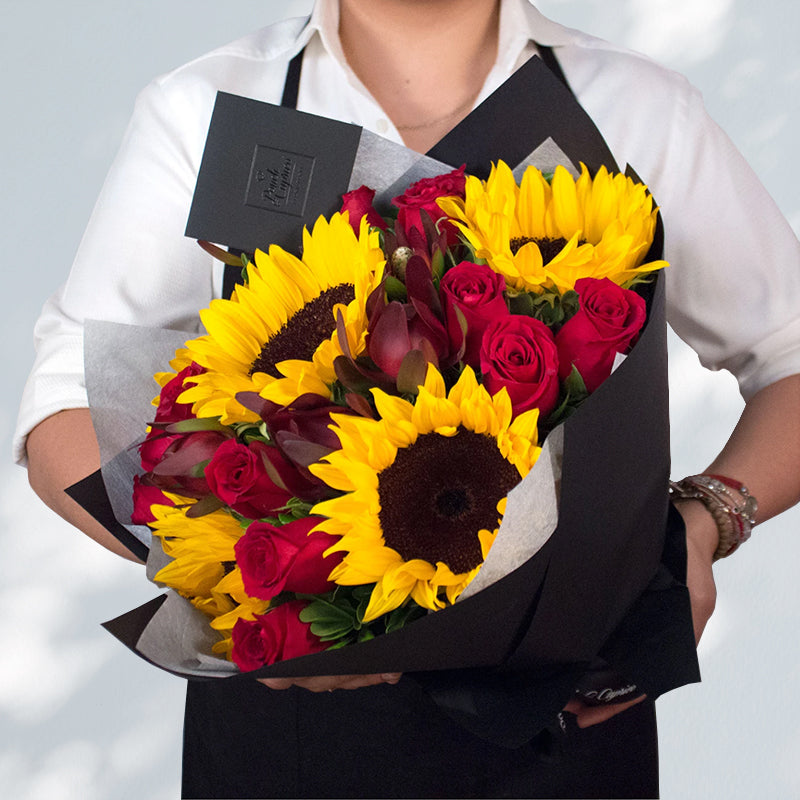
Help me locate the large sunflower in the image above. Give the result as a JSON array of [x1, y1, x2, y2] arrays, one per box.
[[178, 213, 385, 423], [309, 365, 541, 622], [437, 161, 667, 294]]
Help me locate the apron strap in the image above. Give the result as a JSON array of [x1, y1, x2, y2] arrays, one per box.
[[537, 44, 571, 90], [281, 48, 305, 110]]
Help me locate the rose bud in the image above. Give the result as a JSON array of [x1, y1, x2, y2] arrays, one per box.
[[153, 363, 205, 424], [480, 315, 560, 418], [392, 165, 466, 246], [139, 364, 225, 498], [204, 439, 292, 519], [340, 185, 387, 233], [231, 600, 326, 671], [555, 277, 646, 392], [439, 262, 509, 366], [260, 395, 355, 494], [235, 516, 343, 601], [249, 440, 325, 504], [142, 429, 229, 498]]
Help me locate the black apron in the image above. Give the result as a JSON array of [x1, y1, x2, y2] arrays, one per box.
[[186, 45, 662, 800]]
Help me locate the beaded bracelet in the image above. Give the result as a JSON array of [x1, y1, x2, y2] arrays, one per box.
[[669, 474, 758, 560]]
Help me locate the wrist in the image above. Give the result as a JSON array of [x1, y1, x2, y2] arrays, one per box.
[[672, 498, 719, 562], [670, 475, 758, 560]]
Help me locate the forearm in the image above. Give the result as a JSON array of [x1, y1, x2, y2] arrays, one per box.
[[675, 373, 800, 640], [704, 373, 800, 523], [26, 408, 144, 562]]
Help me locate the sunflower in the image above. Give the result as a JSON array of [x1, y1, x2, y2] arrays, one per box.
[[309, 365, 541, 622], [178, 213, 385, 423], [437, 161, 667, 294], [149, 496, 270, 658], [149, 495, 243, 605]]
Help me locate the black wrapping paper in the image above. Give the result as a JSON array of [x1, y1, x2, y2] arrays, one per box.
[[74, 53, 699, 745]]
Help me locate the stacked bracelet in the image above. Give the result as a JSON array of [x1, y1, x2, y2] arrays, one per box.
[[669, 474, 758, 560]]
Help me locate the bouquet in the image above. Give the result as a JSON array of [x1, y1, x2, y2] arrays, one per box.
[[131, 159, 667, 673]]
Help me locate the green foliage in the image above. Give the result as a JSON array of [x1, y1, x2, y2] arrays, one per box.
[[168, 417, 228, 434], [237, 496, 314, 528], [545, 365, 589, 428], [457, 240, 487, 267], [384, 274, 407, 302], [234, 420, 271, 445], [508, 289, 580, 328], [299, 585, 426, 646], [430, 248, 446, 282]]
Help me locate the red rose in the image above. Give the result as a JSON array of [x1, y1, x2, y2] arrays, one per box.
[[479, 315, 560, 418], [555, 278, 647, 392], [440, 262, 509, 367], [235, 516, 342, 601], [392, 166, 466, 245], [231, 600, 326, 671], [340, 185, 387, 233], [131, 476, 174, 525], [204, 439, 292, 519], [154, 363, 204, 424]]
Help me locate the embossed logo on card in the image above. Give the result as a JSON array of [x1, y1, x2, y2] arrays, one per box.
[[245, 146, 315, 216]]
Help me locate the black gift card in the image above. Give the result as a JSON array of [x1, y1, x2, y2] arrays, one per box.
[[185, 93, 362, 255]]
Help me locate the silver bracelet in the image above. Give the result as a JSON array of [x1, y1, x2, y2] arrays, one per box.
[[669, 474, 758, 560]]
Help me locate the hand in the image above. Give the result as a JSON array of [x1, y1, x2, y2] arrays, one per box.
[[258, 673, 403, 693], [564, 500, 719, 729], [676, 499, 718, 644], [563, 693, 646, 729]]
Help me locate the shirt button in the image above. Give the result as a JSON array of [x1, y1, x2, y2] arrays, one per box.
[[376, 118, 389, 134]]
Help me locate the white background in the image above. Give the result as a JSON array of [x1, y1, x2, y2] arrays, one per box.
[[1, 1, 798, 797]]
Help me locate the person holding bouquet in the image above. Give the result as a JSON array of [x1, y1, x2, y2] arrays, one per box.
[[15, 0, 800, 797]]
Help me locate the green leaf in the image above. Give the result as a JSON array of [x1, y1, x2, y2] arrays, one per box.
[[507, 291, 536, 317], [384, 602, 427, 634], [189, 459, 211, 478], [185, 494, 224, 518], [168, 417, 228, 434], [396, 350, 428, 395], [326, 639, 352, 651], [559, 290, 580, 322], [563, 364, 588, 399], [384, 275, 407, 302], [309, 620, 357, 641], [286, 496, 314, 517], [430, 248, 446, 281], [300, 599, 356, 625], [545, 366, 589, 427]]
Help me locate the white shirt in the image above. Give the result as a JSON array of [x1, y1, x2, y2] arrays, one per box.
[[13, 0, 800, 464]]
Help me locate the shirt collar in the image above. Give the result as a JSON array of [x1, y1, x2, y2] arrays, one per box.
[[298, 0, 584, 71]]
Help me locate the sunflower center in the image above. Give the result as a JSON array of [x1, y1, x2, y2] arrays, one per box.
[[510, 236, 586, 265], [249, 283, 356, 377], [377, 429, 519, 574]]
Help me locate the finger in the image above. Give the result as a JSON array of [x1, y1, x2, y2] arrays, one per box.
[[258, 673, 403, 693], [257, 677, 295, 691], [330, 673, 403, 691], [563, 694, 646, 729]]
